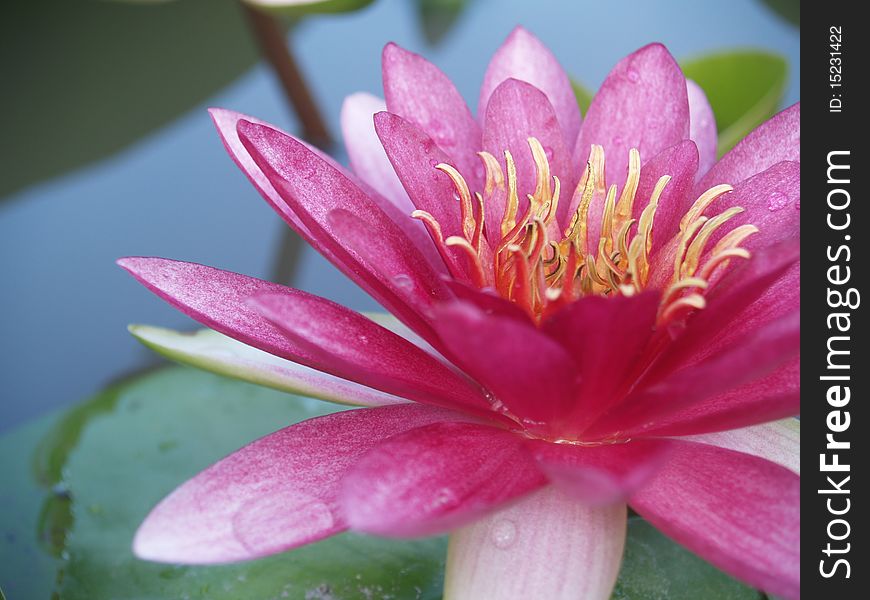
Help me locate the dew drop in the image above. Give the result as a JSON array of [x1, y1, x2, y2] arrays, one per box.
[[490, 519, 517, 549], [428, 121, 453, 146], [626, 68, 640, 83], [393, 274, 414, 290], [544, 146, 555, 161], [766, 191, 789, 211]]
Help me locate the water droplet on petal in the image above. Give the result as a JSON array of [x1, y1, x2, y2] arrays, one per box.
[[428, 121, 453, 147], [766, 191, 789, 211], [490, 519, 517, 549], [393, 274, 414, 290], [626, 68, 640, 83], [544, 146, 555, 161]]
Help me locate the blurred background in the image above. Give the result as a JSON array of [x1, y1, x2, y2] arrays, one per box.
[[1, 0, 799, 432]]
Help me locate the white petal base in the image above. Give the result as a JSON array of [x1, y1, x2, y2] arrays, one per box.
[[444, 486, 626, 600], [681, 418, 800, 474]]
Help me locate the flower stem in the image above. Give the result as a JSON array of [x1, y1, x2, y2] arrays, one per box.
[[241, 3, 332, 149], [443, 487, 626, 600]]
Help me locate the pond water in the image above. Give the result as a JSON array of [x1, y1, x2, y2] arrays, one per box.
[[0, 0, 799, 430]]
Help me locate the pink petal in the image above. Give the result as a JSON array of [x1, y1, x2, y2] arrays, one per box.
[[479, 26, 582, 145], [210, 107, 316, 241], [341, 92, 410, 211], [340, 422, 546, 537], [528, 438, 674, 505], [117, 257, 319, 364], [382, 42, 482, 182], [686, 80, 718, 176], [647, 239, 799, 381], [444, 280, 534, 325], [630, 440, 800, 599], [444, 487, 625, 600], [638, 140, 700, 257], [340, 93, 443, 270], [643, 357, 799, 437], [482, 78, 572, 239], [707, 160, 800, 253], [249, 291, 496, 417], [374, 111, 468, 241], [680, 418, 800, 474], [541, 292, 660, 432], [696, 102, 800, 192], [434, 302, 579, 429], [133, 404, 461, 564], [237, 119, 452, 342], [588, 310, 799, 440], [573, 44, 690, 191]]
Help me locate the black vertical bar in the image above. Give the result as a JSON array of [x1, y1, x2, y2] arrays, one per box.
[[803, 2, 866, 597]]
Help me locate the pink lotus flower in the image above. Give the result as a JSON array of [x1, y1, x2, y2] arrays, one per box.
[[120, 27, 799, 600]]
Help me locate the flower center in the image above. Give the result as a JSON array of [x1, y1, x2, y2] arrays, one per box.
[[414, 138, 757, 324]]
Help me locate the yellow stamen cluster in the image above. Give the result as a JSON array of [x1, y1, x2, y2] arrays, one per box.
[[413, 138, 757, 324]]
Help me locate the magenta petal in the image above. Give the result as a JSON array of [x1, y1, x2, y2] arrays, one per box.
[[541, 292, 659, 432], [118, 257, 319, 364], [341, 422, 546, 537], [479, 26, 582, 144], [382, 42, 481, 181], [639, 140, 700, 257], [686, 80, 717, 176], [649, 239, 799, 381], [249, 291, 495, 416], [696, 102, 800, 192], [592, 310, 799, 439], [340, 93, 443, 270], [237, 119, 451, 342], [529, 438, 673, 505], [434, 302, 578, 427], [630, 441, 800, 599], [644, 358, 799, 437], [133, 404, 460, 563], [209, 108, 315, 241], [574, 44, 689, 189], [444, 280, 534, 325], [374, 111, 468, 241], [482, 78, 572, 236], [708, 160, 800, 253]]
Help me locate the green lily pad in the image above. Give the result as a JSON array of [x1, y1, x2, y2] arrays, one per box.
[[1, 366, 763, 598], [614, 518, 758, 599], [680, 51, 788, 155], [759, 0, 799, 27], [1, 0, 265, 199], [244, 0, 375, 17]]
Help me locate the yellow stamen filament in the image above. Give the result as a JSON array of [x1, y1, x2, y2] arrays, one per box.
[[422, 138, 756, 324]]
